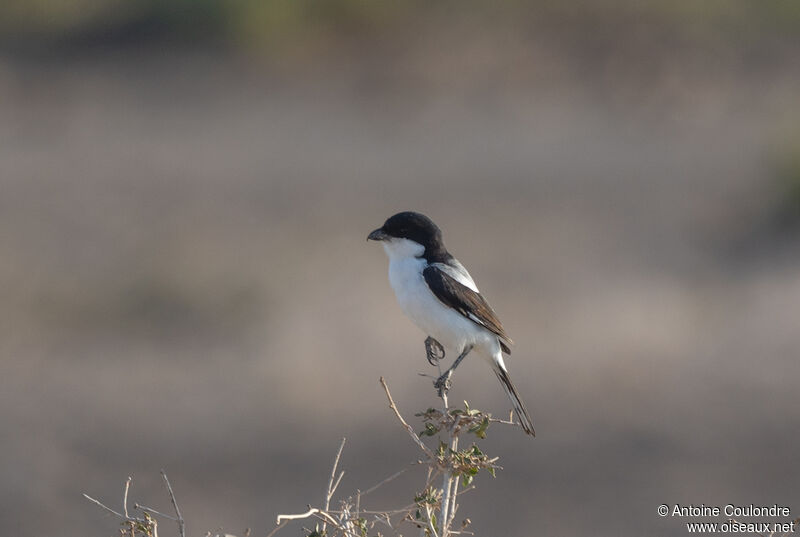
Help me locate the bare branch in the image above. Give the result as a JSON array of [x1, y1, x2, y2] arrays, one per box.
[[161, 471, 185, 537], [379, 377, 434, 459], [331, 470, 345, 499], [440, 434, 458, 537], [489, 417, 516, 426], [275, 507, 340, 529], [325, 438, 346, 508], [135, 504, 179, 522], [457, 485, 476, 497], [448, 472, 460, 529], [360, 465, 412, 497], [264, 520, 290, 537], [327, 504, 417, 516], [424, 503, 440, 537], [123, 476, 132, 519], [83, 493, 124, 518], [322, 438, 346, 533], [84, 481, 159, 537], [276, 507, 319, 524], [312, 510, 344, 528]]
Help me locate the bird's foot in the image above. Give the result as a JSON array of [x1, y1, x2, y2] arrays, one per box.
[[434, 371, 452, 396], [424, 337, 445, 366]]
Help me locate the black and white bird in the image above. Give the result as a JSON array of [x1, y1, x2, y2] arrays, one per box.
[[368, 211, 535, 436]]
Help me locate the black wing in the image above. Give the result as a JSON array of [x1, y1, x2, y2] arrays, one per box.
[[422, 265, 512, 354]]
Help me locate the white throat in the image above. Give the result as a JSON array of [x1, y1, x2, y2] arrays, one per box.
[[381, 238, 425, 261]]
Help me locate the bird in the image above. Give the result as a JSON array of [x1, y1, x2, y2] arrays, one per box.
[[367, 211, 535, 436]]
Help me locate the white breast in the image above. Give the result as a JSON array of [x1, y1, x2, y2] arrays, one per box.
[[383, 241, 494, 354]]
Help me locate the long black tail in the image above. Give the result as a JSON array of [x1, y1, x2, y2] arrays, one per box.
[[494, 365, 535, 436]]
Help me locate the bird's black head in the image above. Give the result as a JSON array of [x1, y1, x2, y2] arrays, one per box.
[[367, 211, 449, 261]]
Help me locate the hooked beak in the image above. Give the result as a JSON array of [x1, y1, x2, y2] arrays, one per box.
[[367, 228, 388, 241]]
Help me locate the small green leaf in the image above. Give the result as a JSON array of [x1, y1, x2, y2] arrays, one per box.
[[356, 517, 368, 537], [468, 415, 490, 439], [419, 422, 439, 436]]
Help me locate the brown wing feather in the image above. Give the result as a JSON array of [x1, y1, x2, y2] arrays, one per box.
[[422, 265, 512, 353]]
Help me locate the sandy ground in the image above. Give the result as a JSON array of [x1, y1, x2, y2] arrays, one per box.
[[0, 42, 799, 536]]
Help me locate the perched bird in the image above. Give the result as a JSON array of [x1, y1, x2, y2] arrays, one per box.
[[368, 211, 535, 436]]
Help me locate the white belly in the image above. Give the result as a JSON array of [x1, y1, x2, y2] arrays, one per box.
[[387, 256, 494, 354]]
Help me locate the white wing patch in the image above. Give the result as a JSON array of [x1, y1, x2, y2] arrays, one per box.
[[466, 311, 487, 328], [431, 261, 479, 293]]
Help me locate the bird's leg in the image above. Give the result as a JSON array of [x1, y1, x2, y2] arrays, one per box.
[[434, 345, 473, 395], [424, 336, 446, 366]]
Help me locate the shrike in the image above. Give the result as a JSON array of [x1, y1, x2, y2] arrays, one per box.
[[368, 211, 535, 436]]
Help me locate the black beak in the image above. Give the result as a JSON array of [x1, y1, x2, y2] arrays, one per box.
[[367, 228, 388, 241]]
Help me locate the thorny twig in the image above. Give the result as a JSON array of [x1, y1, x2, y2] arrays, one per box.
[[161, 471, 185, 537], [83, 492, 125, 519], [264, 520, 290, 537], [271, 430, 438, 537], [123, 476, 132, 519], [380, 376, 435, 459], [438, 395, 457, 537], [84, 477, 159, 537], [276, 507, 341, 529], [85, 473, 188, 537], [135, 504, 179, 522], [360, 463, 415, 497], [322, 438, 346, 533]]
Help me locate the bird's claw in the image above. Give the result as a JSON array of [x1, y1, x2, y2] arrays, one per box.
[[425, 337, 445, 366], [434, 372, 452, 395]]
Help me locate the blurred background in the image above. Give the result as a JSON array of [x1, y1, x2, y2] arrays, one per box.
[[1, 1, 799, 536]]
